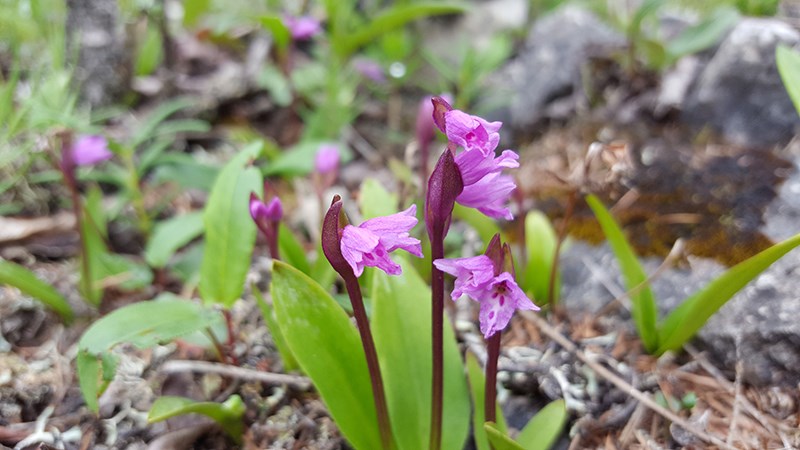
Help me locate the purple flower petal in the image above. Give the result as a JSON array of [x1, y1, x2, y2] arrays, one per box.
[[433, 255, 495, 300], [457, 172, 516, 220], [454, 148, 519, 186], [70, 135, 112, 166], [444, 110, 501, 156], [477, 273, 538, 338], [339, 205, 422, 277]]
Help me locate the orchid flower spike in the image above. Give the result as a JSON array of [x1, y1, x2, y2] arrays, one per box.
[[322, 197, 423, 278], [429, 97, 519, 221], [434, 234, 538, 338]]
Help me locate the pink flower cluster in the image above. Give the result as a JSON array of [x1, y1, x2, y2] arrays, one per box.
[[434, 99, 519, 220], [434, 255, 538, 338]]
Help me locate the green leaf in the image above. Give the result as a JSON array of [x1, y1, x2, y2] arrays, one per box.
[[484, 423, 525, 450], [466, 353, 506, 450], [666, 7, 739, 62], [79, 295, 221, 355], [145, 212, 205, 268], [516, 399, 567, 450], [0, 259, 73, 322], [260, 15, 291, 51], [78, 295, 219, 412], [278, 223, 311, 275], [777, 44, 800, 117], [199, 143, 263, 307], [271, 261, 382, 450], [253, 284, 299, 372], [522, 211, 560, 306], [183, 0, 210, 26], [657, 232, 800, 354], [371, 256, 470, 450], [148, 395, 245, 441], [135, 22, 163, 76], [586, 194, 658, 353], [453, 203, 503, 245], [336, 3, 465, 58], [130, 97, 194, 150], [257, 65, 292, 107], [96, 253, 154, 291], [80, 186, 109, 305], [360, 178, 398, 219]]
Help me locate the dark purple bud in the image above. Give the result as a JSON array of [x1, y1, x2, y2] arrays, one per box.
[[425, 149, 464, 240], [321, 195, 353, 277], [431, 96, 453, 134]]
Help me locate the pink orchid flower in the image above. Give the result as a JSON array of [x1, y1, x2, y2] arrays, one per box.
[[340, 205, 423, 277]]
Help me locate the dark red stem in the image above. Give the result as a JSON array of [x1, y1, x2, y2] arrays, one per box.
[[429, 233, 445, 450], [484, 332, 501, 425], [343, 273, 394, 450]]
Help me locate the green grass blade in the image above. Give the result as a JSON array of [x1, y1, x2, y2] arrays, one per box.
[[657, 232, 800, 354], [0, 259, 73, 322], [777, 44, 800, 116], [586, 194, 658, 352]]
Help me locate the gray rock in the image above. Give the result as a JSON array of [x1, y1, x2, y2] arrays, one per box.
[[66, 0, 130, 107], [487, 6, 625, 129], [682, 18, 800, 148]]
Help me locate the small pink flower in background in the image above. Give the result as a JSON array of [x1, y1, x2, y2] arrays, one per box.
[[340, 205, 423, 277], [434, 254, 538, 338], [284, 15, 322, 40], [249, 194, 283, 223], [315, 144, 340, 174], [70, 135, 112, 166], [352, 58, 386, 83], [250, 192, 282, 259]]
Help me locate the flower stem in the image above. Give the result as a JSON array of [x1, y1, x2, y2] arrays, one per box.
[[68, 185, 94, 304], [429, 233, 445, 450], [343, 273, 394, 450], [484, 332, 501, 425]]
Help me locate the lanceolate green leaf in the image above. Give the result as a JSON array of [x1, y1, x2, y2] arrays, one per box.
[[466, 352, 506, 450], [515, 399, 568, 450], [271, 261, 382, 450], [657, 232, 800, 354], [453, 203, 503, 245], [522, 211, 560, 305], [278, 223, 311, 275], [200, 143, 263, 307], [252, 284, 299, 372], [0, 259, 73, 322], [78, 295, 219, 412], [666, 7, 739, 62], [148, 395, 245, 441], [371, 256, 470, 450], [777, 44, 800, 116], [484, 423, 525, 450], [360, 178, 398, 219], [145, 212, 205, 268], [586, 194, 658, 352]]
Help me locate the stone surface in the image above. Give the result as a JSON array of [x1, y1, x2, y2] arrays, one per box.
[[487, 5, 624, 129], [66, 0, 130, 107], [682, 18, 800, 148]]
